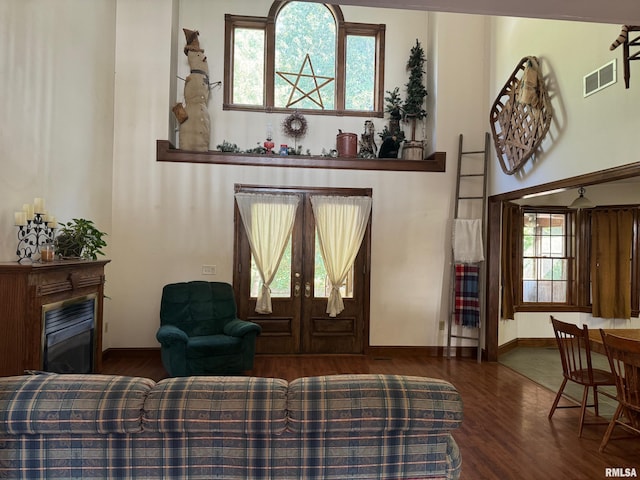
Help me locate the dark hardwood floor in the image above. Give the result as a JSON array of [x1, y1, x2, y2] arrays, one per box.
[[102, 351, 639, 480]]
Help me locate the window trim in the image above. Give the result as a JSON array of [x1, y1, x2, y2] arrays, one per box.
[[518, 207, 577, 309], [223, 2, 386, 117], [510, 205, 640, 316]]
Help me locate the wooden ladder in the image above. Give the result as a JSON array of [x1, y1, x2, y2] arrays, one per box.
[[447, 133, 489, 363]]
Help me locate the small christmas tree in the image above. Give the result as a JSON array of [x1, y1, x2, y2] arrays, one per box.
[[403, 39, 428, 141], [378, 87, 405, 158]]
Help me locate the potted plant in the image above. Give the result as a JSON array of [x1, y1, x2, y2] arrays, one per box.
[[55, 218, 107, 260], [402, 39, 428, 159], [378, 87, 405, 158]]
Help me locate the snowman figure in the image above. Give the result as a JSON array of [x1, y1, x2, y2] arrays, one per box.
[[172, 29, 210, 152]]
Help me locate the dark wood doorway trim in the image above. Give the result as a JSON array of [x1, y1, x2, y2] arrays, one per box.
[[486, 161, 640, 361], [232, 184, 373, 354]]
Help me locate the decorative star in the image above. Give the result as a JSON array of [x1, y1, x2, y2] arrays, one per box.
[[276, 54, 334, 109]]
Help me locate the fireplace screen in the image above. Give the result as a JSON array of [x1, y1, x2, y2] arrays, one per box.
[[42, 294, 96, 373]]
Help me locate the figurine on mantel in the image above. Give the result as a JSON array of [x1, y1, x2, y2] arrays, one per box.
[[358, 120, 377, 158], [172, 29, 211, 152]]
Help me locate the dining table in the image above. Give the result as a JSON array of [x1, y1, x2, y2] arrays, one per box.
[[588, 328, 640, 354]]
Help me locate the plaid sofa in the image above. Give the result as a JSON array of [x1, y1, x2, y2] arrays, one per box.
[[0, 373, 463, 479]]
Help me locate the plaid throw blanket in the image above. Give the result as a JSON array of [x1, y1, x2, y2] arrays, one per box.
[[455, 263, 480, 327]]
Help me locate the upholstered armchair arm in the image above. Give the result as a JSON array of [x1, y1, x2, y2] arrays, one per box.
[[224, 319, 262, 338], [224, 319, 261, 371], [156, 325, 189, 346], [156, 325, 189, 377]]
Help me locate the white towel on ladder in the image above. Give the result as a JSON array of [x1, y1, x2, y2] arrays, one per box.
[[453, 219, 484, 263]]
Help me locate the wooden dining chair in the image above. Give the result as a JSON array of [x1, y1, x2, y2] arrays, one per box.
[[599, 330, 640, 452], [548, 316, 616, 437]]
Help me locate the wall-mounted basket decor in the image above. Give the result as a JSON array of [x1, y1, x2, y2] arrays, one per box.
[[489, 56, 552, 175]]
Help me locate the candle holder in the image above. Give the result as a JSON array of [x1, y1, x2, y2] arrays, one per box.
[[264, 138, 275, 154], [16, 214, 57, 263]]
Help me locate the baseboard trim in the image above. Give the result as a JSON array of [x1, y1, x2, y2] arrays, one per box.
[[366, 345, 479, 358], [104, 340, 557, 368], [516, 338, 556, 348], [498, 338, 556, 356], [102, 347, 161, 362], [103, 346, 479, 360]]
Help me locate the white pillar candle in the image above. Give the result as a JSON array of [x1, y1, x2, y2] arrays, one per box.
[[22, 203, 34, 219], [33, 197, 45, 214], [48, 215, 57, 228], [14, 212, 27, 226]]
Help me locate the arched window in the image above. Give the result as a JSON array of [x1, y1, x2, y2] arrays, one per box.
[[224, 1, 385, 117]]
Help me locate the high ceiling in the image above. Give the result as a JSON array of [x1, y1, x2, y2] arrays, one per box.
[[313, 0, 640, 203], [327, 0, 639, 25]]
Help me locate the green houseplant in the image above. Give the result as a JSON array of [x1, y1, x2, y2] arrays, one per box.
[[55, 218, 107, 260]]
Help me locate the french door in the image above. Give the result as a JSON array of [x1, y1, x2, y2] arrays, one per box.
[[233, 185, 371, 354]]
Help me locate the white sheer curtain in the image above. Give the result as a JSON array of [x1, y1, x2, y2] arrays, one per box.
[[310, 195, 372, 317], [235, 193, 300, 314]]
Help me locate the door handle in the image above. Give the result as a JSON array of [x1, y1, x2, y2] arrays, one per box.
[[305, 282, 311, 298], [294, 282, 301, 297]]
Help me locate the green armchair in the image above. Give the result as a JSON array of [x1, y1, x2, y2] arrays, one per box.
[[156, 281, 261, 376]]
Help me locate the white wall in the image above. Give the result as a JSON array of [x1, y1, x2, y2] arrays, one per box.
[[489, 18, 640, 195], [0, 0, 115, 263], [105, 1, 490, 349], [176, 0, 434, 155], [489, 17, 640, 345], [5, 1, 635, 352]]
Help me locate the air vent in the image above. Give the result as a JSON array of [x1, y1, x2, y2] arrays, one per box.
[[583, 59, 616, 97]]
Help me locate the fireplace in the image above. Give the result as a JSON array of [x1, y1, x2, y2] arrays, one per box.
[[0, 259, 108, 376], [42, 294, 97, 373]]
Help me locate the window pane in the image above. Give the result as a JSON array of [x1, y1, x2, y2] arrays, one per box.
[[522, 258, 536, 280], [275, 2, 335, 109], [523, 281, 537, 302], [522, 234, 535, 256], [233, 28, 264, 105], [552, 259, 567, 280], [523, 214, 536, 235], [538, 281, 552, 302], [520, 211, 571, 304], [250, 237, 292, 298], [550, 235, 565, 256], [553, 281, 567, 302], [346, 35, 375, 110], [537, 214, 550, 235], [538, 236, 551, 256], [539, 258, 553, 280]]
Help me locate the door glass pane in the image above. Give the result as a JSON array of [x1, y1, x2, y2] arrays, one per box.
[[250, 237, 292, 298], [314, 231, 353, 298]]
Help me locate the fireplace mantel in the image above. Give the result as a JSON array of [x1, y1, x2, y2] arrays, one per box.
[[0, 259, 109, 376]]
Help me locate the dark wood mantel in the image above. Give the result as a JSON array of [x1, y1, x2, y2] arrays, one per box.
[[0, 259, 110, 376], [156, 140, 446, 172]]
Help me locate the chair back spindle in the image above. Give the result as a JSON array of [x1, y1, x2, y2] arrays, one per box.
[[549, 316, 615, 437]]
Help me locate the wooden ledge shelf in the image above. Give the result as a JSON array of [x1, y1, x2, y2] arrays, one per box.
[[156, 140, 445, 172]]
